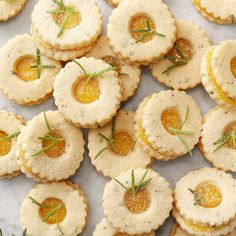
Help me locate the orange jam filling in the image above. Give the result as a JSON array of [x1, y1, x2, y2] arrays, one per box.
[[223, 121, 236, 149], [130, 15, 156, 42], [73, 78, 100, 104], [42, 131, 65, 158], [185, 219, 224, 232], [39, 197, 66, 224], [102, 56, 121, 73], [15, 56, 38, 82], [161, 108, 182, 135], [124, 188, 151, 214], [112, 132, 135, 156], [230, 57, 236, 78], [166, 38, 193, 65], [0, 131, 12, 156], [52, 7, 80, 30], [195, 181, 222, 208]]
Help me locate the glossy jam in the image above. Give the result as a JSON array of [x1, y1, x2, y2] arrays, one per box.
[[185, 219, 223, 232], [230, 57, 236, 78], [102, 56, 121, 73], [42, 131, 65, 158], [130, 15, 156, 42], [73, 78, 100, 104], [223, 121, 236, 149], [0, 131, 12, 156], [124, 188, 151, 214], [112, 132, 135, 156], [39, 197, 66, 224]]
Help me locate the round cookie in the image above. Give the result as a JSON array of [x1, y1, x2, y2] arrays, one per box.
[[169, 224, 190, 236], [0, 110, 25, 179], [93, 218, 155, 236], [201, 105, 236, 172], [174, 167, 236, 226], [0, 34, 61, 106], [16, 111, 84, 182], [141, 90, 202, 157], [88, 110, 152, 178], [0, 0, 28, 22], [54, 57, 122, 129], [86, 36, 141, 101], [150, 20, 211, 90], [103, 168, 173, 235], [31, 0, 102, 50], [107, 0, 177, 65], [20, 181, 88, 236]]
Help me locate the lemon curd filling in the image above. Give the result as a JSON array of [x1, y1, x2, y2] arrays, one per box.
[[223, 121, 236, 149], [102, 56, 121, 73], [230, 57, 236, 78], [111, 131, 135, 156], [72, 78, 100, 104], [206, 48, 236, 106], [39, 197, 66, 224], [15, 56, 38, 82], [130, 15, 156, 42], [0, 131, 12, 156], [124, 188, 151, 214]]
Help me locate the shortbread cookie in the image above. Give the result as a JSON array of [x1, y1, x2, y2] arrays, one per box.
[[107, 0, 177, 64], [201, 105, 236, 172], [106, 0, 123, 7], [174, 167, 236, 226], [141, 90, 202, 156], [150, 20, 211, 90], [31, 0, 102, 50], [192, 0, 236, 24], [54, 57, 122, 128], [86, 36, 141, 101], [0, 0, 28, 21], [103, 168, 173, 234], [93, 218, 155, 236], [17, 111, 84, 181], [0, 110, 25, 179], [0, 34, 61, 106], [201, 46, 236, 106], [20, 181, 88, 236], [173, 209, 236, 236], [88, 110, 152, 178], [169, 224, 190, 236]]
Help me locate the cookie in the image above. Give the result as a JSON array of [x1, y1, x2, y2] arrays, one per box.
[[174, 167, 236, 226], [169, 224, 190, 236], [0, 34, 61, 106], [0, 0, 28, 22], [106, 0, 123, 7], [0, 110, 25, 179], [141, 90, 202, 156], [88, 110, 152, 178], [20, 181, 88, 236], [86, 36, 141, 101], [107, 0, 177, 64], [93, 218, 155, 236], [16, 111, 84, 182], [54, 57, 122, 128], [103, 168, 173, 235], [150, 20, 211, 90]]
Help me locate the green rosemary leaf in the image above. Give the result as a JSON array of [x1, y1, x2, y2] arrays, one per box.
[[94, 147, 109, 160], [146, 19, 151, 31], [98, 133, 110, 143], [169, 128, 194, 135], [88, 66, 116, 81], [42, 65, 56, 69], [162, 60, 187, 75], [42, 204, 62, 222], [174, 43, 187, 60], [177, 134, 192, 156], [56, 207, 64, 235], [188, 188, 203, 206], [181, 106, 189, 128], [0, 229, 2, 236], [135, 31, 150, 43], [0, 131, 20, 142], [118, 72, 129, 77], [72, 59, 88, 77], [36, 48, 41, 79], [164, 55, 179, 60], [38, 134, 63, 142], [155, 32, 166, 37], [114, 178, 128, 190], [132, 29, 148, 33], [31, 141, 58, 157], [111, 117, 116, 145], [22, 229, 27, 236], [57, 11, 72, 37], [44, 112, 52, 134], [131, 169, 136, 198], [29, 196, 52, 208], [213, 131, 233, 152], [135, 170, 152, 195]]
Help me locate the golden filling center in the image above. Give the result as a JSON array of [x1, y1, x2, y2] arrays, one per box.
[[52, 7, 80, 30], [102, 56, 121, 73], [195, 181, 222, 208], [15, 56, 37, 82], [42, 131, 65, 158], [0, 131, 12, 156], [39, 197, 66, 224], [114, 233, 134, 236], [124, 188, 151, 214], [112, 132, 135, 156], [73, 78, 100, 104], [166, 38, 193, 65], [161, 108, 182, 135], [223, 121, 236, 149], [230, 57, 236, 78], [130, 15, 156, 42]]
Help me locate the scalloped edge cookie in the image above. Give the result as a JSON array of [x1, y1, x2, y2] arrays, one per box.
[[169, 224, 190, 236]]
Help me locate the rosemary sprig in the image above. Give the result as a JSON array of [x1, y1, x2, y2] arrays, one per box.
[[30, 49, 56, 79], [94, 118, 116, 160], [29, 196, 64, 235], [213, 131, 236, 152], [188, 188, 204, 206], [0, 229, 2, 236], [0, 131, 20, 142], [132, 19, 166, 43], [22, 229, 27, 236], [114, 169, 152, 198]]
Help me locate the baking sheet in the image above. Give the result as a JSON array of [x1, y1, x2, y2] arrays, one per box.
[[0, 0, 236, 235]]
